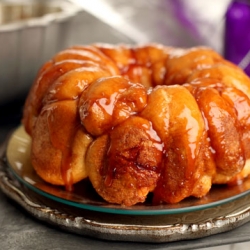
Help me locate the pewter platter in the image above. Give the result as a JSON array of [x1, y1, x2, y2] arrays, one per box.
[[1, 126, 250, 242]]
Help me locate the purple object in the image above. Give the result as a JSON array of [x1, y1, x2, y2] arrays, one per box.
[[224, 0, 250, 76]]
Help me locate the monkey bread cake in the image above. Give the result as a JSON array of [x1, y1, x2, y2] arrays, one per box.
[[22, 43, 250, 206]]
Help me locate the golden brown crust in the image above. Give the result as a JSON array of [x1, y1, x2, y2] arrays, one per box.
[[23, 60, 104, 134], [163, 47, 224, 85], [86, 116, 162, 206], [141, 85, 215, 203], [187, 63, 250, 96], [192, 86, 244, 183], [79, 75, 147, 136], [32, 100, 93, 187], [22, 43, 250, 206]]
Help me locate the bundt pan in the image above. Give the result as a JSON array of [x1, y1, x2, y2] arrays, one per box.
[[0, 0, 133, 105]]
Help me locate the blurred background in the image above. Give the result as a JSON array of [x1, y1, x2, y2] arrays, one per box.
[[0, 0, 249, 142], [1, 2, 250, 249]]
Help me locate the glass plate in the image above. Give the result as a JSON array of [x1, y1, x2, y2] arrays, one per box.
[[6, 126, 250, 215]]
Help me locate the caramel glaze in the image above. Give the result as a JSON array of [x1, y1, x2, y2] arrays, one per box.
[[79, 75, 147, 136], [45, 101, 79, 190], [22, 43, 250, 206], [86, 116, 163, 206]]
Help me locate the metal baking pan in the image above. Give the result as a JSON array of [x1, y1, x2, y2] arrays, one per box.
[[0, 0, 133, 105], [0, 0, 79, 104]]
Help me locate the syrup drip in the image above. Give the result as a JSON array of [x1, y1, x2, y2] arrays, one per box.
[[104, 167, 116, 187], [45, 101, 80, 190], [61, 148, 74, 191], [60, 122, 81, 191]]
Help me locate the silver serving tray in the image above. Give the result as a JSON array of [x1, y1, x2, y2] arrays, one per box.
[[1, 127, 250, 243]]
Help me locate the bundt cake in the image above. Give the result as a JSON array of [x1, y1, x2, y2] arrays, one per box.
[[22, 43, 250, 206]]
